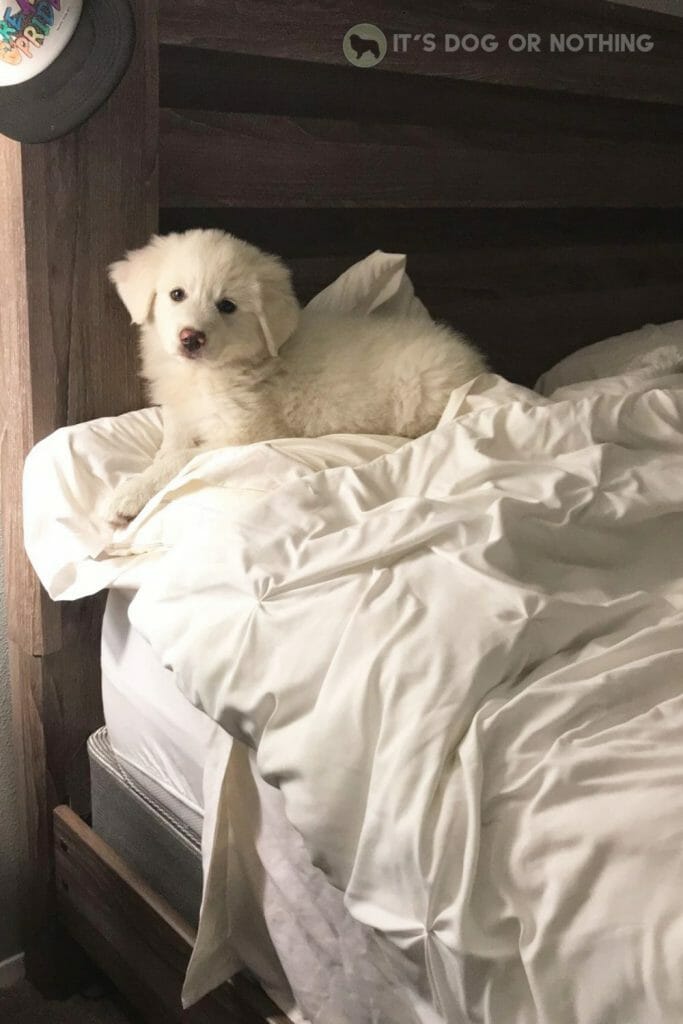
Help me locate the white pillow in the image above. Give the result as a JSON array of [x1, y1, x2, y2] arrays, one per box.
[[305, 249, 430, 321], [24, 251, 418, 602], [536, 320, 683, 396]]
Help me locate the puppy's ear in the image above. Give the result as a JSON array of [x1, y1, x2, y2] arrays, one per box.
[[254, 259, 300, 357], [109, 236, 164, 325]]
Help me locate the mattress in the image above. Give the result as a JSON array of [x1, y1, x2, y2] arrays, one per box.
[[101, 589, 420, 1024], [101, 587, 217, 835], [89, 726, 203, 928]]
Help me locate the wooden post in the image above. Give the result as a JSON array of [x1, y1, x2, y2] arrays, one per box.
[[0, 0, 158, 981]]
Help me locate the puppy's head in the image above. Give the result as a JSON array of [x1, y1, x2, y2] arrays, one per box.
[[109, 229, 300, 366]]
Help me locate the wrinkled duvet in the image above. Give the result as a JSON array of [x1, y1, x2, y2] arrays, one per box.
[[119, 371, 683, 1024], [24, 350, 683, 1023]]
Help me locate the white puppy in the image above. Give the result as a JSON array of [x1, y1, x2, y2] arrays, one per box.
[[107, 229, 485, 522]]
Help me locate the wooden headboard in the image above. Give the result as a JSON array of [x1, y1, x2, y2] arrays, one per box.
[[157, 0, 683, 384], [2, 0, 683, 968]]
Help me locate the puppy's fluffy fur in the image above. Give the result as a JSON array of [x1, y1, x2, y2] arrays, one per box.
[[107, 229, 485, 521]]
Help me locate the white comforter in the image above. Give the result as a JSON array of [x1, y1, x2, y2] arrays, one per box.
[[118, 370, 683, 1024], [23, 244, 683, 1021]]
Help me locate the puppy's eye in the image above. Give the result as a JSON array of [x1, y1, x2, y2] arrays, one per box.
[[216, 298, 237, 315], [170, 288, 186, 302]]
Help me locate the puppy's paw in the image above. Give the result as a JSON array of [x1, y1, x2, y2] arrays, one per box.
[[106, 477, 154, 525]]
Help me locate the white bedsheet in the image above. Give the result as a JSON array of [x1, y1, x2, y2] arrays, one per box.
[[103, 589, 425, 1024], [124, 370, 683, 1024]]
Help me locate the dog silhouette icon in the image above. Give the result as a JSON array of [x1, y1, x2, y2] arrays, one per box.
[[350, 33, 381, 61]]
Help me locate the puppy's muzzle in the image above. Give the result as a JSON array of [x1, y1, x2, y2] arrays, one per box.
[[180, 328, 206, 358]]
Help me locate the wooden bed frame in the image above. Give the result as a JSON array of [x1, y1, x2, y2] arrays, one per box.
[[3, 0, 683, 1019]]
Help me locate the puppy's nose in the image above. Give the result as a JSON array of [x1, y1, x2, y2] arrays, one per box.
[[180, 328, 206, 353]]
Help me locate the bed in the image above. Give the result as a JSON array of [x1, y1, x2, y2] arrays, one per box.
[[4, 1, 683, 1021]]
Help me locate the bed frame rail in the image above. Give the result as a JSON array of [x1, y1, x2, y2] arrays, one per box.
[[54, 806, 289, 1024]]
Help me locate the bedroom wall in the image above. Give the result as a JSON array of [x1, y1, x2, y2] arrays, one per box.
[[0, 535, 22, 965]]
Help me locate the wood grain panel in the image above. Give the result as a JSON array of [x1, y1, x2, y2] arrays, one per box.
[[0, 138, 62, 657], [159, 0, 683, 104], [0, 137, 59, 977], [284, 242, 683, 300], [442, 284, 683, 385], [0, 0, 158, 980], [7, 645, 48, 940], [54, 807, 290, 1024], [160, 45, 683, 141], [160, 109, 683, 208], [160, 207, 683, 256]]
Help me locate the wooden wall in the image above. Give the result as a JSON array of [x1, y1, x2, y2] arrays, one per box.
[[157, 1, 683, 385], [158, 0, 683, 104], [0, 0, 158, 977]]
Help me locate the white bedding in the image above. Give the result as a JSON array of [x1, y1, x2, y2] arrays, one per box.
[[103, 589, 421, 1024], [126, 370, 683, 1023], [536, 318, 683, 395], [23, 246, 683, 1022]]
